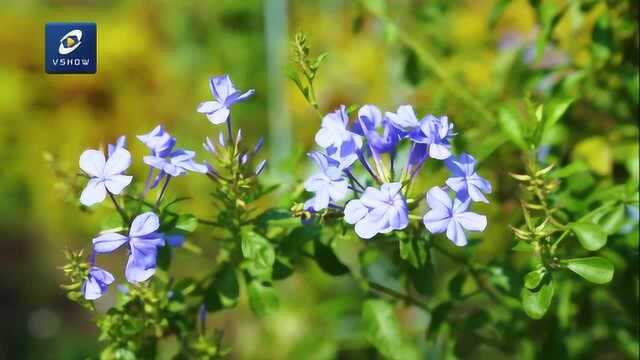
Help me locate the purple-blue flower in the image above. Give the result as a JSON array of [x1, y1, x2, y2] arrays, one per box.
[[108, 135, 127, 157], [445, 153, 492, 203], [144, 149, 208, 178], [197, 75, 255, 125], [137, 125, 176, 157], [386, 106, 454, 160], [423, 187, 487, 246], [92, 212, 165, 283], [79, 148, 133, 206], [315, 106, 363, 168], [344, 182, 409, 239], [351, 105, 399, 154], [82, 265, 115, 300], [304, 152, 349, 211]]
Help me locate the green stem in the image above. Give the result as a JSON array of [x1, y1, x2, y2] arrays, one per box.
[[109, 192, 129, 224], [431, 242, 504, 305]]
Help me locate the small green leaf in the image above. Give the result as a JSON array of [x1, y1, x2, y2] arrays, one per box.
[[399, 236, 428, 268], [564, 257, 614, 284], [512, 241, 535, 252], [599, 205, 626, 235], [241, 228, 276, 271], [498, 106, 527, 150], [175, 214, 198, 233], [524, 268, 545, 290], [204, 264, 239, 311], [362, 300, 419, 360], [570, 222, 607, 251], [247, 281, 279, 316], [313, 240, 349, 276], [522, 276, 554, 319]]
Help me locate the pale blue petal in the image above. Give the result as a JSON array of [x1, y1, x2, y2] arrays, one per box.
[[104, 148, 131, 176], [93, 232, 128, 253], [79, 149, 105, 177], [104, 175, 133, 194], [129, 212, 160, 237], [80, 179, 107, 206]]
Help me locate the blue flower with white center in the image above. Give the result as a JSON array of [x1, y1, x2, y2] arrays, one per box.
[[197, 75, 255, 125], [445, 153, 492, 203], [423, 187, 487, 246], [79, 148, 133, 206], [315, 105, 363, 168], [344, 182, 409, 239], [82, 265, 114, 300], [304, 152, 349, 211], [92, 212, 166, 283]]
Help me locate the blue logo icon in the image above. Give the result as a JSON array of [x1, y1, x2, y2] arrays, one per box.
[[45, 23, 96, 74]]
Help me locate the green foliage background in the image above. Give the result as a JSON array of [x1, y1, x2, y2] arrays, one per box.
[[0, 0, 637, 359]]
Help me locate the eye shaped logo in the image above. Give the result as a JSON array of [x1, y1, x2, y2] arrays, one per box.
[[58, 29, 83, 55]]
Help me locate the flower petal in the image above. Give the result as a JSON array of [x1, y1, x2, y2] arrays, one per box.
[[104, 175, 133, 194], [206, 107, 231, 125], [455, 212, 487, 232], [129, 212, 160, 237], [104, 148, 132, 176], [446, 220, 468, 246], [197, 100, 224, 114], [425, 186, 452, 211], [344, 199, 368, 224], [423, 208, 450, 234], [80, 178, 107, 206], [93, 232, 128, 253], [79, 149, 105, 177], [429, 143, 451, 160]]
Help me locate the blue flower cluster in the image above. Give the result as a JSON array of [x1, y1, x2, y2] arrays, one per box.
[[78, 74, 262, 300], [304, 105, 491, 245]]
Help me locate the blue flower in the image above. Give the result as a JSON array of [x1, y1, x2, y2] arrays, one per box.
[[445, 153, 492, 203], [92, 212, 166, 283], [386, 106, 454, 160], [344, 182, 409, 239], [197, 75, 255, 125], [304, 152, 349, 211], [137, 125, 176, 157], [351, 105, 400, 154], [82, 265, 115, 300], [79, 148, 133, 206], [315, 106, 363, 168], [144, 149, 208, 178], [423, 187, 486, 246], [108, 135, 127, 157]]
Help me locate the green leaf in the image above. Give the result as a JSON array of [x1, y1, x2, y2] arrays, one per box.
[[313, 240, 349, 276], [498, 106, 527, 150], [241, 228, 276, 271], [564, 257, 614, 284], [175, 214, 198, 233], [524, 268, 545, 290], [599, 205, 626, 235], [427, 302, 453, 335], [522, 276, 554, 319], [570, 222, 607, 251], [399, 236, 428, 268], [204, 264, 239, 311], [362, 300, 418, 360], [247, 281, 279, 316], [448, 271, 467, 298], [512, 241, 535, 252]]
